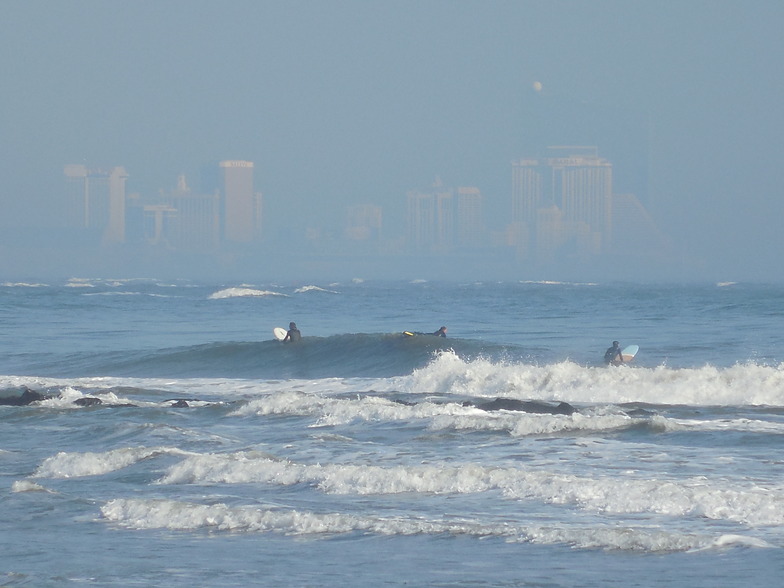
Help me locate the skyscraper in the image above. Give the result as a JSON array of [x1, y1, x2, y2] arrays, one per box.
[[510, 147, 612, 261], [433, 189, 454, 253], [157, 174, 221, 250], [511, 158, 541, 227], [64, 164, 128, 244], [456, 187, 483, 248], [406, 189, 435, 250], [406, 178, 454, 253], [546, 146, 612, 244], [220, 160, 261, 243]]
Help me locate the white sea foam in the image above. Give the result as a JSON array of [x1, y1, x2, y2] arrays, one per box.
[[32, 446, 190, 478], [232, 390, 639, 436], [36, 386, 147, 409], [99, 497, 769, 552], [156, 452, 784, 527], [232, 390, 472, 425], [238, 387, 780, 437], [293, 285, 340, 294], [519, 280, 598, 286], [396, 351, 784, 406], [11, 479, 52, 493], [0, 282, 48, 287], [652, 416, 784, 434], [208, 287, 287, 299], [6, 351, 784, 411], [83, 291, 171, 298], [0, 375, 353, 400], [430, 411, 637, 437]]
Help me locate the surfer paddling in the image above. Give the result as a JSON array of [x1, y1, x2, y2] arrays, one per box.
[[403, 326, 447, 337]]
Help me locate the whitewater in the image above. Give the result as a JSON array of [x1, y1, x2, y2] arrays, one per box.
[[1, 279, 783, 586]]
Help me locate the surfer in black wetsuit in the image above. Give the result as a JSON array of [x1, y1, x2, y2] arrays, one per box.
[[604, 341, 623, 364], [433, 326, 447, 337], [283, 322, 301, 343]]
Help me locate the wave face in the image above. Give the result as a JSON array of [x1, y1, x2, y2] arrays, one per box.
[[12, 334, 521, 380], [5, 351, 784, 410]]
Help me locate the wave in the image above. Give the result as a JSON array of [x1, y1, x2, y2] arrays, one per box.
[[519, 280, 599, 286], [231, 389, 784, 435], [32, 446, 192, 478], [99, 497, 769, 552], [208, 287, 288, 299], [146, 451, 784, 527], [21, 442, 777, 550], [8, 334, 511, 380], [293, 285, 340, 294], [395, 352, 784, 407], [208, 284, 341, 299], [5, 339, 784, 406], [0, 282, 49, 288]]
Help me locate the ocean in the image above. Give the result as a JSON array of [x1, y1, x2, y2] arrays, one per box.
[[1, 278, 783, 586]]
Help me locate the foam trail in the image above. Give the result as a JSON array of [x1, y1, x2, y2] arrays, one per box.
[[157, 453, 784, 527], [208, 287, 287, 299], [233, 390, 638, 436], [396, 352, 784, 406], [99, 498, 770, 552], [32, 446, 191, 478]]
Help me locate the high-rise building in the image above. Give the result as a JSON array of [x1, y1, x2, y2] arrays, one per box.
[[64, 164, 128, 243], [406, 178, 455, 253], [406, 189, 435, 250], [142, 204, 177, 246], [511, 158, 541, 227], [510, 147, 612, 261], [220, 160, 261, 243], [456, 187, 483, 248], [433, 189, 454, 253], [546, 146, 612, 242], [158, 174, 221, 250]]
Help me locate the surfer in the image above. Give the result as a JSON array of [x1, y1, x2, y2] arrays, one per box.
[[433, 326, 447, 337], [283, 322, 302, 343], [604, 341, 623, 364]]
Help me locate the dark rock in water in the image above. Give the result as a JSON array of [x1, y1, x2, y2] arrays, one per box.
[[0, 386, 49, 406], [170, 399, 190, 408], [474, 397, 576, 415], [1, 387, 140, 408]]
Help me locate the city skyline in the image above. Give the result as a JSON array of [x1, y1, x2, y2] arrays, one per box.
[[2, 2, 783, 282], [55, 144, 669, 281]]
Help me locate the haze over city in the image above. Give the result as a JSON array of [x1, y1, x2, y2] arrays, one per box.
[[2, 0, 783, 282]]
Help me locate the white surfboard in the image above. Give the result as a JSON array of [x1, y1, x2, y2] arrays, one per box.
[[618, 344, 639, 363], [608, 344, 638, 365], [273, 327, 287, 341], [621, 344, 639, 360]]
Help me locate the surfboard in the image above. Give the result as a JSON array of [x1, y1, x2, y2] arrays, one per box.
[[611, 344, 639, 365], [621, 344, 639, 361], [403, 331, 416, 337], [273, 327, 287, 341]]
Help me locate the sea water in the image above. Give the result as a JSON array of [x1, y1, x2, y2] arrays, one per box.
[[1, 279, 783, 586]]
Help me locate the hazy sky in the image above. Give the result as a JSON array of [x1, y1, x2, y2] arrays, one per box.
[[2, 0, 783, 281]]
